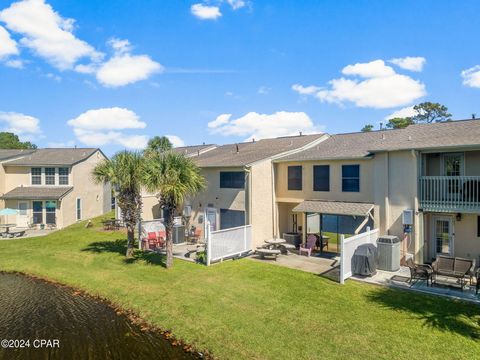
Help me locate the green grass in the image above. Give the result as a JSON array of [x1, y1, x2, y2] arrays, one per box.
[[0, 215, 479, 359]]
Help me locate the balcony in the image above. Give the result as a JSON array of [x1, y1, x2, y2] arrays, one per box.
[[419, 176, 480, 213]]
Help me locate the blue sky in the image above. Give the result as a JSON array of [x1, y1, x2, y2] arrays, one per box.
[[0, 0, 479, 154]]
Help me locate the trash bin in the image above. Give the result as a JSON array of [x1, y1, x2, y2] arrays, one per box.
[[377, 235, 400, 271]]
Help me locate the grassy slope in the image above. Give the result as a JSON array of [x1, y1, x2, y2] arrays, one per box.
[[0, 215, 479, 360]]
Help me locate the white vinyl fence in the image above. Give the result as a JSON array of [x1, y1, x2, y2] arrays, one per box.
[[206, 221, 252, 265], [339, 227, 379, 284]]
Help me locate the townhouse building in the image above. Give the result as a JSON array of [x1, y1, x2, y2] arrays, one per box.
[[0, 148, 111, 229]]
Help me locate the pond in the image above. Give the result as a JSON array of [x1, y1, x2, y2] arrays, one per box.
[[0, 273, 197, 360]]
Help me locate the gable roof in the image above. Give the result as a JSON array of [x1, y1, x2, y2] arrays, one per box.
[[4, 148, 100, 166], [173, 144, 216, 157], [190, 134, 325, 167], [277, 119, 480, 162], [0, 149, 36, 162]]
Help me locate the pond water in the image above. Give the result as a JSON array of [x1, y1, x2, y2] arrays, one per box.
[[0, 273, 197, 360]]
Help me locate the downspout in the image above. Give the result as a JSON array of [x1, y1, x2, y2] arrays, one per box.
[[271, 161, 277, 238], [385, 152, 390, 234], [244, 166, 252, 226]]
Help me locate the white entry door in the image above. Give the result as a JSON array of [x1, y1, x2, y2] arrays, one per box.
[[433, 216, 454, 256], [205, 207, 217, 232], [17, 201, 29, 228]]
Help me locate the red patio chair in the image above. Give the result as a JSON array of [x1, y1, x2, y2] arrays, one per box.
[[299, 234, 317, 257]]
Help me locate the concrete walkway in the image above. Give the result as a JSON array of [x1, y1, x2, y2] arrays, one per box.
[[0, 228, 57, 240], [250, 252, 340, 281]]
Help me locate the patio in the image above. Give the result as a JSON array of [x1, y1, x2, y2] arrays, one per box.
[[352, 267, 480, 304], [0, 228, 57, 240]]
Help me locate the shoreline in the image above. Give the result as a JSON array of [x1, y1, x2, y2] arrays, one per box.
[[0, 270, 213, 360]]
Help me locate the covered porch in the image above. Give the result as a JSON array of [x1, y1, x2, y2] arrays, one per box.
[[277, 199, 375, 256], [0, 186, 73, 229]]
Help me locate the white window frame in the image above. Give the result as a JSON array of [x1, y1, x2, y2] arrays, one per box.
[[58, 167, 69, 185], [31, 167, 42, 185]]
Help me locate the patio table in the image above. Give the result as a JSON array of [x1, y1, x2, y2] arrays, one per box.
[[0, 224, 16, 235]]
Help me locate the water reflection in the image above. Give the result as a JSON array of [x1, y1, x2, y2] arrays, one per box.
[[0, 273, 196, 360]]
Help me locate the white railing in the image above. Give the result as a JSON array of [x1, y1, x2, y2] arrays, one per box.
[[419, 176, 480, 212], [339, 227, 379, 284], [206, 221, 252, 265]]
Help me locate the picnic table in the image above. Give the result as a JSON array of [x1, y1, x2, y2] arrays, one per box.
[[261, 238, 296, 255], [0, 223, 16, 234], [102, 219, 121, 231]]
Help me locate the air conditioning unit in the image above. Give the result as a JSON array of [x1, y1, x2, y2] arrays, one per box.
[[172, 225, 185, 244]]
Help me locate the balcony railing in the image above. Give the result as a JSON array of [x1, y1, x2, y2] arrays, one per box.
[[419, 176, 480, 212]]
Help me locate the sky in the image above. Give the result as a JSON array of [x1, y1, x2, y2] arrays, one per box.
[[0, 0, 479, 154]]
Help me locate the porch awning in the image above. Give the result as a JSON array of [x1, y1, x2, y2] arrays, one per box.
[[1, 186, 73, 200], [292, 200, 374, 216]]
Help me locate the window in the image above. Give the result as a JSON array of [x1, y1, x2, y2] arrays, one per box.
[[31, 167, 42, 185], [288, 166, 302, 191], [45, 201, 56, 225], [342, 165, 360, 192], [220, 209, 245, 229], [220, 171, 245, 189], [59, 167, 69, 185], [76, 198, 82, 221], [33, 201, 43, 224], [45, 167, 56, 185], [313, 165, 330, 191]]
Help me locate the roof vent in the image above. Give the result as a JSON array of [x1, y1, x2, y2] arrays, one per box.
[[473, 113, 477, 120], [381, 134, 386, 140], [235, 144, 239, 153], [252, 138, 255, 142], [299, 131, 303, 136], [408, 135, 412, 141]]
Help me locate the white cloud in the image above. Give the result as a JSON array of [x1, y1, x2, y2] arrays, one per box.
[[0, 25, 18, 58], [208, 111, 322, 140], [47, 140, 75, 147], [191, 3, 222, 20], [96, 53, 163, 87], [258, 86, 270, 95], [292, 84, 321, 95], [293, 59, 426, 109], [67, 107, 146, 131], [385, 106, 419, 120], [208, 113, 232, 129], [68, 108, 148, 149], [227, 0, 246, 10], [5, 59, 23, 68], [0, 0, 102, 70], [166, 135, 185, 147], [389, 56, 426, 72], [461, 65, 480, 88], [107, 38, 132, 55], [342, 60, 395, 78], [0, 111, 42, 140]]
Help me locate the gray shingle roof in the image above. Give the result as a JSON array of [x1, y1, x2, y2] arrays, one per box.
[[293, 200, 374, 216], [0, 149, 35, 161], [1, 186, 73, 200], [173, 144, 216, 157], [5, 148, 99, 166], [278, 119, 480, 161], [190, 134, 325, 167]]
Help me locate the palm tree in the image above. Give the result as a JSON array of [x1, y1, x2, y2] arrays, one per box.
[[143, 151, 205, 268], [93, 151, 144, 257], [144, 136, 173, 156]]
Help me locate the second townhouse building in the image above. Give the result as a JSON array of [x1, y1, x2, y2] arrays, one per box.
[[0, 148, 111, 229]]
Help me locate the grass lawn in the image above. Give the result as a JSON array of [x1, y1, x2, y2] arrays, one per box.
[[0, 215, 479, 359]]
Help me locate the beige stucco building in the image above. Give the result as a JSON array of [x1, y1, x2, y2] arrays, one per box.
[[274, 120, 480, 264], [0, 148, 111, 229], [140, 135, 326, 248]]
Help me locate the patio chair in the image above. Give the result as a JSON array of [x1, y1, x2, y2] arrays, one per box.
[[406, 258, 433, 286], [299, 234, 317, 257], [190, 227, 202, 243]]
